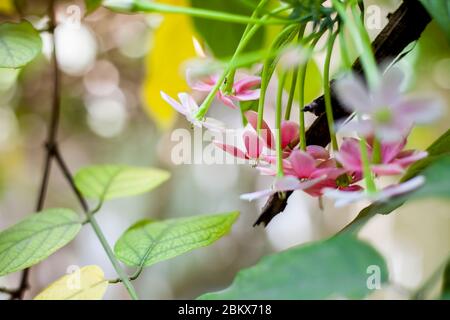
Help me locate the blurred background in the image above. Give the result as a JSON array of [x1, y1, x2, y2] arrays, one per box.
[[0, 0, 449, 299]]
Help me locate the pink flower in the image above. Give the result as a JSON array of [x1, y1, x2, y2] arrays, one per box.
[[335, 66, 442, 142], [160, 91, 225, 131], [240, 175, 326, 202], [214, 130, 265, 161], [245, 110, 299, 152], [324, 175, 425, 207], [335, 137, 427, 176], [187, 70, 261, 109], [258, 150, 361, 197]]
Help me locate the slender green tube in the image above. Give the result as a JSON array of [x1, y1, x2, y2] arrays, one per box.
[[332, 0, 379, 89], [223, 0, 270, 94], [323, 30, 339, 151], [276, 72, 287, 177], [359, 137, 376, 193], [284, 27, 306, 120], [108, 0, 290, 25]]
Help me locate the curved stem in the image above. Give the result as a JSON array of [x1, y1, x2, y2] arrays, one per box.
[[129, 0, 290, 25], [323, 30, 339, 151], [52, 148, 140, 300], [332, 0, 379, 89]]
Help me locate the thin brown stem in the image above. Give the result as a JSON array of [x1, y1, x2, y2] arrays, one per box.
[[7, 0, 60, 300]]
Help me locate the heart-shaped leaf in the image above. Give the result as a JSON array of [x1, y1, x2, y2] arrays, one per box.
[[114, 211, 239, 267], [74, 165, 170, 201], [0, 208, 81, 276], [0, 21, 42, 68]]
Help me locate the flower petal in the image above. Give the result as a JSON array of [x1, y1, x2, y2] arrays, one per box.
[[396, 96, 442, 124], [394, 150, 428, 167], [281, 121, 299, 149], [240, 189, 274, 201], [335, 138, 363, 172], [306, 145, 329, 160], [244, 110, 275, 149], [288, 150, 316, 178], [217, 91, 238, 109], [334, 74, 371, 113], [376, 176, 425, 201], [372, 163, 405, 176], [243, 130, 264, 159], [234, 76, 261, 93], [213, 140, 248, 159], [160, 91, 187, 115]]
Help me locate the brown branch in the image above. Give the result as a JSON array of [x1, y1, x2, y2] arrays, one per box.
[[7, 0, 60, 300], [254, 0, 431, 227]]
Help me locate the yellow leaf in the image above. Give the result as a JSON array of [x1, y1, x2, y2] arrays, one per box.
[[0, 0, 15, 14], [34, 265, 108, 300], [142, 0, 197, 130]]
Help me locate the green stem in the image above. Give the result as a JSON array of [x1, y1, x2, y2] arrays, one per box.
[[359, 137, 376, 193], [338, 24, 352, 70], [372, 137, 382, 164], [323, 30, 339, 151], [284, 27, 306, 120], [332, 0, 379, 89], [124, 0, 289, 25], [85, 211, 139, 300], [297, 32, 324, 150], [276, 72, 287, 177], [223, 0, 269, 94], [196, 9, 277, 120]]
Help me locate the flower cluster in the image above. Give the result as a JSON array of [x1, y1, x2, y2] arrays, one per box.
[[162, 62, 441, 208]]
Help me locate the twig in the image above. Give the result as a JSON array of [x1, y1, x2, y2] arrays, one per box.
[[7, 0, 60, 300], [254, 0, 431, 227], [52, 147, 140, 300]]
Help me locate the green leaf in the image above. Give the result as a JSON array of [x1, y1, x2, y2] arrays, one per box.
[[419, 0, 450, 41], [0, 208, 81, 276], [0, 21, 42, 68], [343, 154, 450, 234], [190, 0, 264, 58], [74, 165, 170, 201], [84, 0, 103, 14], [114, 211, 239, 267], [199, 234, 388, 299]]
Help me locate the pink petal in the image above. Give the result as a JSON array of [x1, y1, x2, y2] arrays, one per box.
[[234, 76, 261, 93], [178, 93, 199, 114], [281, 121, 299, 149], [323, 188, 366, 207], [275, 176, 327, 192], [375, 66, 404, 105], [160, 91, 187, 116], [233, 89, 261, 101], [213, 141, 248, 160], [377, 176, 425, 201], [243, 130, 264, 159], [186, 69, 216, 92], [245, 111, 275, 149], [289, 150, 316, 178], [240, 189, 274, 201], [381, 139, 406, 163], [334, 74, 371, 113], [394, 150, 427, 167], [396, 96, 442, 124], [372, 163, 405, 176], [306, 145, 329, 160], [335, 138, 364, 172], [217, 91, 238, 109]]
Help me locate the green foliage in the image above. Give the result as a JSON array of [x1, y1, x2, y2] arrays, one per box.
[[199, 234, 387, 299], [114, 211, 239, 267], [84, 0, 103, 14], [0, 209, 81, 276], [190, 0, 265, 58], [419, 0, 450, 41], [74, 165, 170, 202], [0, 21, 42, 68]]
